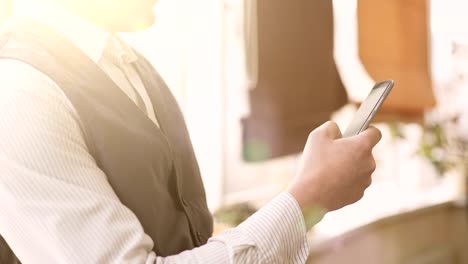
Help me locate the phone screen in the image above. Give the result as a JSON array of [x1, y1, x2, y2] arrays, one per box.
[[343, 81, 394, 137]]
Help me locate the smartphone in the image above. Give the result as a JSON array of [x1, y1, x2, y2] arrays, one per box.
[[343, 80, 394, 137]]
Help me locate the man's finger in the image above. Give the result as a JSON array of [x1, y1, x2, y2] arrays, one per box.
[[357, 126, 382, 148]]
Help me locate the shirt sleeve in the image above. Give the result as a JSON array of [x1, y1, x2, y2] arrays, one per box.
[[0, 60, 310, 264]]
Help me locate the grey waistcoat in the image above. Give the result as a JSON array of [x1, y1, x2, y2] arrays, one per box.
[[0, 20, 213, 261]]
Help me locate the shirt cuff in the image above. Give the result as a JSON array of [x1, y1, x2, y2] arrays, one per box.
[[237, 192, 310, 263]]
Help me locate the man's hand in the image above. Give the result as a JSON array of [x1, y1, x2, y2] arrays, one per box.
[[288, 121, 382, 213]]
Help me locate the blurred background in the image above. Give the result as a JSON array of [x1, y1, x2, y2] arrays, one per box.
[[2, 0, 468, 263]]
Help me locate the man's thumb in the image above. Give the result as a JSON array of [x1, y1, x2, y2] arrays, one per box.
[[317, 121, 342, 140]]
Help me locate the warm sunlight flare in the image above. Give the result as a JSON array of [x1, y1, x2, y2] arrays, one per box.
[[14, 0, 157, 31]]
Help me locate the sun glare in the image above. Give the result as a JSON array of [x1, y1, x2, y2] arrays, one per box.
[[13, 0, 45, 16]]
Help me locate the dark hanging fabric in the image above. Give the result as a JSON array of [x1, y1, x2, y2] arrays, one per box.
[[358, 0, 436, 122], [242, 0, 348, 162]]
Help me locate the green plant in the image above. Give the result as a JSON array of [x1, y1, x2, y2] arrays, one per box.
[[214, 203, 258, 227], [417, 119, 468, 176]]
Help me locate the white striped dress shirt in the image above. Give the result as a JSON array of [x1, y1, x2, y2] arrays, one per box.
[[0, 7, 311, 264]]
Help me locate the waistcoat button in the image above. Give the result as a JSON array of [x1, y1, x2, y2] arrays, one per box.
[[196, 231, 204, 242], [182, 197, 188, 207]]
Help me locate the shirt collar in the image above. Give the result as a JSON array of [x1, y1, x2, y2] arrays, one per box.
[[103, 34, 139, 65], [22, 5, 112, 63]]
